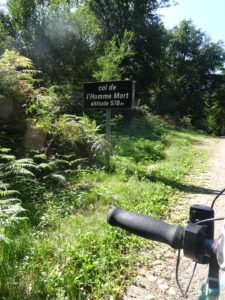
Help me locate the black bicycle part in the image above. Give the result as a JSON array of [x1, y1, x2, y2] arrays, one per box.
[[190, 205, 214, 239], [107, 207, 184, 249], [208, 255, 220, 291], [183, 223, 206, 262], [107, 206, 222, 297], [188, 205, 214, 264], [211, 187, 225, 209]]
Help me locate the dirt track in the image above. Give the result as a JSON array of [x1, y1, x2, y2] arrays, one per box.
[[122, 137, 225, 300]]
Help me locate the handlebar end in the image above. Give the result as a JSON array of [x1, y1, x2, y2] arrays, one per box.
[[107, 206, 119, 226]]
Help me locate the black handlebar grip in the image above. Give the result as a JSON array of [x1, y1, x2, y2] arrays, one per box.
[[107, 207, 184, 249]]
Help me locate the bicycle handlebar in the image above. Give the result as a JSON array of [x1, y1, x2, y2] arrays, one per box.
[[107, 207, 184, 249], [107, 206, 221, 296]]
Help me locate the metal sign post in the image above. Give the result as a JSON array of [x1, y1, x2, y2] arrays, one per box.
[[106, 109, 111, 167], [83, 80, 135, 167]]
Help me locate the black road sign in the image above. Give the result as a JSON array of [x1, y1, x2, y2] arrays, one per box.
[[83, 80, 135, 109]]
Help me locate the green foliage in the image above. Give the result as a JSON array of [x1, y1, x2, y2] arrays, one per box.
[[48, 114, 110, 160], [0, 12, 15, 54], [1, 0, 225, 134], [0, 114, 212, 299], [25, 91, 110, 161], [0, 148, 29, 242], [0, 49, 38, 96], [113, 137, 165, 163], [7, 0, 95, 87], [156, 20, 225, 129], [89, 0, 171, 99], [204, 83, 225, 135], [2, 214, 136, 299], [74, 2, 102, 46], [0, 49, 42, 135], [94, 30, 134, 81]]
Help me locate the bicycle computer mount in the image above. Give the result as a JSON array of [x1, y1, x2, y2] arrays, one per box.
[[183, 204, 214, 264]]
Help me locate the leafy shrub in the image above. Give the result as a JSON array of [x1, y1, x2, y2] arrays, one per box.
[[94, 30, 134, 81], [113, 136, 165, 163], [119, 108, 171, 139], [110, 155, 152, 180], [0, 50, 41, 134], [0, 148, 30, 242], [179, 115, 193, 129], [50, 114, 110, 161], [0, 49, 38, 98], [205, 85, 225, 135]]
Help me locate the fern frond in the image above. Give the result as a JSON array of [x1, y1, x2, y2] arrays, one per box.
[[22, 69, 41, 74], [69, 158, 87, 167], [13, 158, 37, 167], [38, 163, 54, 171], [0, 233, 10, 243], [0, 215, 27, 228], [0, 190, 19, 197], [91, 138, 111, 155], [0, 182, 10, 190], [45, 174, 66, 182], [47, 160, 61, 170], [34, 154, 47, 161], [62, 169, 74, 175], [0, 148, 11, 153], [1, 204, 26, 215], [3, 168, 35, 177], [2, 159, 36, 175], [0, 146, 28, 243], [59, 154, 76, 159], [50, 159, 70, 168], [0, 154, 16, 161], [0, 198, 20, 205]]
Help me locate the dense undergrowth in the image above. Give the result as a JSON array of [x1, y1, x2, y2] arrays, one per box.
[[0, 113, 212, 299]]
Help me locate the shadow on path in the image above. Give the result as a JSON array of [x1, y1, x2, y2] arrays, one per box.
[[152, 176, 223, 196]]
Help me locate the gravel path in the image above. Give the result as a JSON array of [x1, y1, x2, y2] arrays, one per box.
[[121, 137, 225, 300]]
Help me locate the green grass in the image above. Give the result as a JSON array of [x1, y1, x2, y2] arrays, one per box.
[[0, 115, 214, 299]]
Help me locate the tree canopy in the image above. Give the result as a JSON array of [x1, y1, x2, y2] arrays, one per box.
[[0, 1, 225, 133]]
